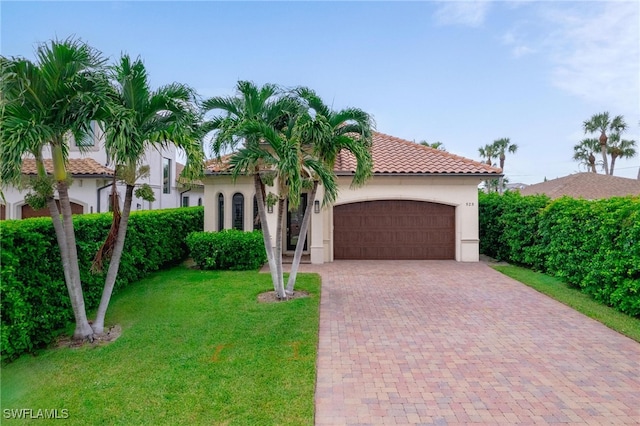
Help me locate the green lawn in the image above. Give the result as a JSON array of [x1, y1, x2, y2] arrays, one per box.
[[1, 266, 320, 425], [493, 265, 640, 343]]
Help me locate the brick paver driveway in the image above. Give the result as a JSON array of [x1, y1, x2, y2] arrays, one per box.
[[311, 261, 640, 425]]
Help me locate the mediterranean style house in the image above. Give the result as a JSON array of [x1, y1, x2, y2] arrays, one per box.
[[203, 132, 501, 263], [1, 122, 204, 220]]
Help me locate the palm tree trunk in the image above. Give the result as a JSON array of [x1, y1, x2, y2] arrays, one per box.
[[609, 154, 617, 175], [286, 182, 317, 294], [254, 175, 280, 294], [498, 156, 505, 195], [35, 154, 73, 293], [47, 198, 72, 295], [92, 184, 134, 334], [57, 179, 93, 340], [600, 136, 609, 175], [274, 197, 287, 299], [51, 143, 92, 340]]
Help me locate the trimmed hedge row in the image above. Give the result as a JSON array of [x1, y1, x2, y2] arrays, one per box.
[[186, 230, 267, 271], [1, 207, 204, 361], [479, 192, 640, 316]]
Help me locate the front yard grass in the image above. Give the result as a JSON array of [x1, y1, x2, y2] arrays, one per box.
[[1, 266, 320, 425], [493, 265, 640, 343]]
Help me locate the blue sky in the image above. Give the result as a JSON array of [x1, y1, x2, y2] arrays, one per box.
[[2, 1, 639, 184]]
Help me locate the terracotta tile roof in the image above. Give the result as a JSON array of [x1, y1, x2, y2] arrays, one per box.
[[519, 173, 640, 200], [205, 155, 234, 174], [336, 132, 501, 175], [205, 132, 500, 176], [21, 158, 114, 177]]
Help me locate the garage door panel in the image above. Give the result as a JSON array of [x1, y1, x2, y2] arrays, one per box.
[[364, 215, 393, 228], [334, 200, 455, 260]]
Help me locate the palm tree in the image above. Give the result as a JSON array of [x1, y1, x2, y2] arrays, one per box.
[[573, 138, 600, 173], [583, 112, 627, 175], [201, 81, 300, 298], [1, 38, 108, 340], [283, 87, 374, 294], [491, 138, 518, 194], [227, 116, 330, 298], [478, 143, 497, 192], [607, 133, 637, 175], [478, 143, 496, 167], [90, 54, 204, 334]]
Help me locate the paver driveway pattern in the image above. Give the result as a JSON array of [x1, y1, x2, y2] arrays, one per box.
[[310, 260, 640, 425]]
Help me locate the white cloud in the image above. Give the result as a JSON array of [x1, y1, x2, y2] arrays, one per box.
[[501, 30, 535, 57], [434, 1, 491, 28], [543, 2, 640, 113]]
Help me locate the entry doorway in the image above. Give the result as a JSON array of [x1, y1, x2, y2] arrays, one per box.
[[286, 194, 308, 251]]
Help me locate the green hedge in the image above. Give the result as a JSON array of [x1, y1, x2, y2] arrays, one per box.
[[0, 207, 203, 361], [186, 230, 267, 271], [479, 192, 640, 317]]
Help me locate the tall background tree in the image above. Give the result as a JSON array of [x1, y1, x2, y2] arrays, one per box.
[[491, 137, 518, 194], [607, 133, 637, 176], [90, 54, 204, 334], [573, 138, 600, 173], [478, 143, 497, 192], [1, 38, 108, 340], [583, 112, 627, 175]]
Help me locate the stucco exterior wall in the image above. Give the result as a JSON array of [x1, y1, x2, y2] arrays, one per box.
[[322, 175, 483, 262], [203, 175, 266, 233], [1, 178, 111, 219], [203, 174, 484, 264], [203, 176, 313, 256]]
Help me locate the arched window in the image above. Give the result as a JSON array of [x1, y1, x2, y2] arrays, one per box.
[[232, 193, 244, 231], [217, 193, 224, 231], [253, 195, 262, 231]]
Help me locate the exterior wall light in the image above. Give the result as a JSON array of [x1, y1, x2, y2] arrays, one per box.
[[267, 204, 273, 214], [314, 200, 320, 214]]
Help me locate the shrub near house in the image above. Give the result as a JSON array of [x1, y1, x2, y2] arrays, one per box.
[[479, 192, 640, 317], [0, 207, 204, 361], [186, 230, 267, 271]]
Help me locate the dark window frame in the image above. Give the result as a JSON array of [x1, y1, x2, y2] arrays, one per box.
[[162, 158, 171, 194], [217, 193, 224, 231], [232, 193, 244, 231]]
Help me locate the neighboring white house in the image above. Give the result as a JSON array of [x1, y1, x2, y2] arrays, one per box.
[[202, 132, 501, 263], [1, 122, 204, 220]]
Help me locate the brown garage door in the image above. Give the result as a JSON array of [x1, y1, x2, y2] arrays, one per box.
[[22, 201, 83, 219], [334, 200, 455, 260]]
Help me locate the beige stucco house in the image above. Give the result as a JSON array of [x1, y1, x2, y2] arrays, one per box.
[[203, 132, 501, 263]]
